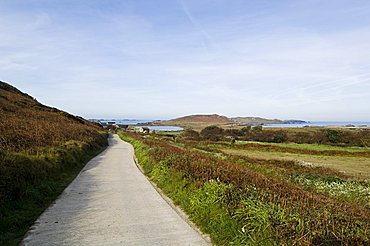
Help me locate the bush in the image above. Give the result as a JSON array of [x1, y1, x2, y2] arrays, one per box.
[[241, 126, 252, 134], [272, 131, 288, 143], [325, 129, 342, 143], [251, 125, 263, 133], [182, 129, 200, 140], [200, 126, 224, 141], [224, 129, 244, 137]]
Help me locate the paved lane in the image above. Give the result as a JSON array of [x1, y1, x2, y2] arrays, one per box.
[[22, 134, 209, 246]]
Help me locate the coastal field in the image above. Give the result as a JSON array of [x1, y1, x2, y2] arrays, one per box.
[[119, 130, 370, 245], [212, 141, 370, 178]]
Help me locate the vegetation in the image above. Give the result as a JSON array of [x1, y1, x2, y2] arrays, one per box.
[[189, 125, 370, 147], [0, 82, 108, 245], [179, 138, 370, 177], [200, 126, 225, 141], [182, 129, 200, 140], [0, 82, 104, 152], [119, 131, 370, 245]]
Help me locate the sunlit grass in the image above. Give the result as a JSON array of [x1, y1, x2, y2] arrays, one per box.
[[235, 140, 369, 152], [222, 148, 370, 178]]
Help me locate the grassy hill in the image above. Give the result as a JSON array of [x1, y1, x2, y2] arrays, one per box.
[[0, 81, 104, 152], [165, 114, 305, 126], [232, 116, 284, 125], [0, 81, 108, 245], [152, 114, 235, 131], [156, 114, 305, 131], [168, 114, 234, 124]]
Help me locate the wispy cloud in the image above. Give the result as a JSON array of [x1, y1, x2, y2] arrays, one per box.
[[1, 0, 370, 120], [177, 0, 212, 48]]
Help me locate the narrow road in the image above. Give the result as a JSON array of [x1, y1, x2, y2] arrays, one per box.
[[22, 134, 209, 246]]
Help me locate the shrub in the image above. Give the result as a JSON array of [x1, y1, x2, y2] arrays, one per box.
[[200, 126, 224, 141], [224, 129, 244, 138], [241, 126, 252, 134], [251, 125, 263, 133], [272, 131, 288, 143], [325, 129, 343, 143], [182, 129, 200, 140]]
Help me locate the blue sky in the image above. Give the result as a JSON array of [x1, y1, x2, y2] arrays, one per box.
[[1, 0, 370, 120]]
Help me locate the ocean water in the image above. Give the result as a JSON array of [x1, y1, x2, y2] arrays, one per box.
[[264, 121, 370, 128], [95, 119, 182, 131], [97, 119, 154, 125], [134, 126, 183, 131]]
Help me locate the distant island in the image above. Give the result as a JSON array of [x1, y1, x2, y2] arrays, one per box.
[[166, 114, 306, 125], [168, 114, 233, 124], [231, 117, 307, 125], [142, 114, 307, 130]]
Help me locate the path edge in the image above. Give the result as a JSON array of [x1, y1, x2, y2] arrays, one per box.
[[20, 144, 110, 245], [129, 145, 212, 245]]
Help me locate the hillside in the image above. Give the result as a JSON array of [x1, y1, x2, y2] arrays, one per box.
[[0, 81, 103, 151], [232, 116, 284, 125], [232, 117, 307, 125], [0, 81, 107, 245], [168, 114, 234, 124]]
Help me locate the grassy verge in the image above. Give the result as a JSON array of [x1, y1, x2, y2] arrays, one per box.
[[0, 136, 107, 246], [119, 132, 370, 245]]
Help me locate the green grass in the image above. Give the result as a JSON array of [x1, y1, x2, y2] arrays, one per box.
[[154, 130, 183, 135], [179, 139, 370, 178], [0, 143, 107, 246], [235, 140, 369, 152], [222, 148, 370, 178], [291, 174, 370, 206]]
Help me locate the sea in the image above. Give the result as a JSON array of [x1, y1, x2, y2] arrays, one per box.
[[93, 119, 183, 131], [264, 121, 370, 128], [134, 126, 183, 131], [96, 119, 154, 125]]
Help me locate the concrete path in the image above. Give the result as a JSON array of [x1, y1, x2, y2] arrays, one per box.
[[22, 134, 210, 246]]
